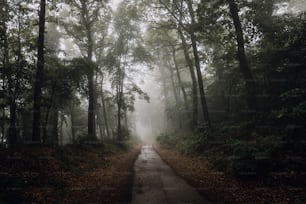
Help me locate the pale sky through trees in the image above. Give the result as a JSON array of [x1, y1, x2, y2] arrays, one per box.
[[110, 0, 122, 10]]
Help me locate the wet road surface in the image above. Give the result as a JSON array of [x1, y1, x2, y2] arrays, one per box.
[[131, 145, 210, 204]]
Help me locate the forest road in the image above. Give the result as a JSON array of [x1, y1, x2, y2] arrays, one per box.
[[131, 145, 211, 204]]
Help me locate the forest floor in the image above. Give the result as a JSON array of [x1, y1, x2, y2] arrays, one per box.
[[155, 145, 306, 204], [0, 143, 141, 203]]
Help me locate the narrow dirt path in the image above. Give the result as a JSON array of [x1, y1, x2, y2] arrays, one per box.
[[131, 145, 210, 204]]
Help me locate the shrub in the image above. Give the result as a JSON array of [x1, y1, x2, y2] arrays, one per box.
[[156, 133, 176, 147], [273, 88, 306, 156]]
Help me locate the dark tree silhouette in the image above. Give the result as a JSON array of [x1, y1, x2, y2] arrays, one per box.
[[32, 0, 46, 144]]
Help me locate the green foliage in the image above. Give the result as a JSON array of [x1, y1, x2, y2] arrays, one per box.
[[132, 43, 152, 63], [77, 135, 101, 145], [114, 134, 141, 152], [156, 133, 176, 147], [67, 57, 97, 94], [271, 88, 306, 157], [156, 124, 210, 154], [120, 127, 132, 140], [125, 134, 141, 147], [277, 88, 306, 123], [225, 139, 266, 177], [184, 124, 210, 153]]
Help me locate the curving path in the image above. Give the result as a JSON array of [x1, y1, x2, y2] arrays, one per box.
[[131, 145, 210, 204]]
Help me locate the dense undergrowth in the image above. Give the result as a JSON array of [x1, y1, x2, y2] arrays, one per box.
[[156, 118, 306, 203], [0, 137, 141, 203], [156, 88, 306, 203], [156, 95, 306, 183]]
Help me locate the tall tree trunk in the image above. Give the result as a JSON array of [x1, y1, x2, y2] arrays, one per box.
[[171, 48, 189, 113], [43, 81, 56, 144], [88, 71, 96, 139], [100, 81, 110, 138], [186, 0, 212, 130], [3, 0, 18, 147], [97, 104, 104, 139], [124, 111, 128, 135], [118, 78, 124, 140], [59, 113, 64, 146], [70, 104, 76, 143], [117, 53, 127, 140], [1, 76, 4, 145], [43, 106, 50, 144], [161, 0, 198, 128], [177, 27, 198, 128], [117, 94, 122, 140], [94, 72, 103, 139], [117, 65, 122, 140], [228, 0, 258, 112], [168, 62, 179, 106], [1, 56, 5, 146], [8, 100, 17, 147], [80, 0, 96, 140], [168, 61, 183, 129], [8, 90, 17, 147], [52, 110, 59, 146], [32, 0, 46, 144], [159, 65, 170, 130], [1, 106, 4, 146], [1, 2, 9, 146], [8, 5, 25, 147]]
